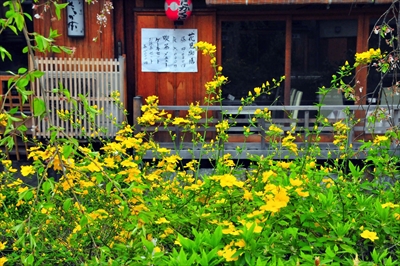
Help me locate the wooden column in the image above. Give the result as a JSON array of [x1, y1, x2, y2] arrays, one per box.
[[284, 15, 292, 106], [356, 14, 369, 105], [354, 14, 370, 139]]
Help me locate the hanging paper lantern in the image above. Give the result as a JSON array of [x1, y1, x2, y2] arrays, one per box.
[[165, 0, 193, 22]]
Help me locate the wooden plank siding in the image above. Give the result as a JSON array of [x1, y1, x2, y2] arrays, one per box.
[[33, 0, 115, 59]]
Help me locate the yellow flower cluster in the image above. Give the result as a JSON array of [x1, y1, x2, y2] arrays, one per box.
[[188, 102, 204, 120], [193, 41, 217, 56], [137, 96, 167, 126], [253, 107, 271, 119], [355, 48, 381, 65], [204, 75, 228, 93], [210, 174, 244, 188], [373, 135, 389, 145], [0, 113, 7, 127], [282, 132, 298, 155], [332, 120, 350, 148], [269, 124, 283, 135]]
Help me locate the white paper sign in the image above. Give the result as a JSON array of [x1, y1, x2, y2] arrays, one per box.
[[141, 28, 198, 73]]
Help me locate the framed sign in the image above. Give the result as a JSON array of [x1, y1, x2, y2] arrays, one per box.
[[67, 0, 85, 37], [141, 28, 198, 73]]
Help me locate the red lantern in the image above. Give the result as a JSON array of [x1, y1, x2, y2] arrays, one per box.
[[165, 0, 193, 23]]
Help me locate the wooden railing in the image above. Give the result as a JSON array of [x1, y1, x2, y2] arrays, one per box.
[[1, 75, 33, 160], [32, 56, 126, 138], [132, 96, 400, 159]]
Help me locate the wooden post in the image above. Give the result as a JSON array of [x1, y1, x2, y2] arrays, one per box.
[[133, 96, 142, 134], [284, 15, 292, 106]]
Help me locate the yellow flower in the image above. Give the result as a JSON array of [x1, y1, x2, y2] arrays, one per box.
[[0, 241, 6, 251], [260, 200, 285, 213], [193, 41, 217, 55], [155, 217, 170, 224], [243, 189, 253, 201], [210, 174, 244, 188], [217, 243, 239, 262], [73, 224, 82, 234], [174, 238, 182, 246], [17, 186, 29, 194], [262, 170, 276, 182], [269, 124, 283, 135], [222, 225, 242, 236], [277, 161, 291, 169], [381, 202, 399, 209], [355, 48, 381, 64], [360, 230, 379, 242], [21, 165, 35, 177], [244, 222, 262, 233], [290, 178, 303, 187], [295, 188, 310, 197], [373, 135, 389, 145], [254, 87, 261, 95], [172, 117, 191, 125], [86, 160, 103, 172], [0, 257, 8, 266], [153, 246, 162, 253], [235, 239, 246, 248]]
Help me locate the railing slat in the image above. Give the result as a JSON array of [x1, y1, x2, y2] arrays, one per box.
[[33, 56, 125, 138]]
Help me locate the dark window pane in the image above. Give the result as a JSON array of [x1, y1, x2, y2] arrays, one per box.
[[292, 20, 357, 105], [0, 3, 33, 74], [221, 21, 285, 104]]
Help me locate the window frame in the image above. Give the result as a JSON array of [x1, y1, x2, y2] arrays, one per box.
[[217, 10, 376, 106]]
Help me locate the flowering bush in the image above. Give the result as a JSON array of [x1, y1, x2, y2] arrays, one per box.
[[1, 2, 400, 265], [0, 40, 399, 265]]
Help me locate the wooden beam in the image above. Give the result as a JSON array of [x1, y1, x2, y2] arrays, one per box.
[[135, 0, 144, 8]]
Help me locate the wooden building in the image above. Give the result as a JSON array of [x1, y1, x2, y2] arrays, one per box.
[[0, 0, 397, 155], [0, 0, 393, 116]]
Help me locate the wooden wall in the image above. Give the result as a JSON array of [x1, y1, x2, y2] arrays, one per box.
[[134, 11, 217, 106], [33, 0, 115, 59]]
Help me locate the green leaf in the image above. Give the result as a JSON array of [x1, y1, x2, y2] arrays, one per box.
[[14, 12, 25, 31], [52, 3, 69, 20], [210, 226, 222, 246], [24, 190, 33, 201], [8, 107, 19, 115], [24, 253, 35, 266], [63, 198, 73, 211], [80, 215, 88, 228], [24, 12, 32, 21], [106, 182, 113, 195], [141, 237, 155, 253], [33, 97, 46, 117], [42, 180, 53, 195], [32, 70, 44, 79], [18, 67, 28, 75], [8, 25, 18, 35], [51, 46, 61, 53], [0, 46, 12, 61], [325, 246, 335, 258], [63, 144, 74, 158]]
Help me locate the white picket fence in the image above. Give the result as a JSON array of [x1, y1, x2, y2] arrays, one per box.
[[32, 56, 126, 138]]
